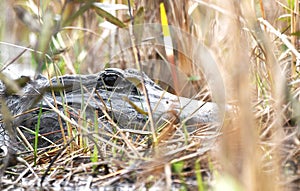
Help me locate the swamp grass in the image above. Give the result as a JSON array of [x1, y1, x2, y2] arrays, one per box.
[[0, 0, 299, 190]]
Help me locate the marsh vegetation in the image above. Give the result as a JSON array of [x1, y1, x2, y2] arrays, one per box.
[[0, 0, 299, 190]]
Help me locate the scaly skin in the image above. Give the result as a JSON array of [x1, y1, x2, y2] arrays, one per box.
[[0, 68, 221, 152]]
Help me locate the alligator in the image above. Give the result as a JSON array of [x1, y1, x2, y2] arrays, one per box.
[[0, 68, 222, 155]]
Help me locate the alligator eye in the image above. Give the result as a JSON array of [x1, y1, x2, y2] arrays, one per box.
[[97, 69, 141, 94], [103, 74, 118, 87]]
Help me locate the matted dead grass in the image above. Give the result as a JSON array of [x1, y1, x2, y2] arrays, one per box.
[[0, 0, 300, 190]]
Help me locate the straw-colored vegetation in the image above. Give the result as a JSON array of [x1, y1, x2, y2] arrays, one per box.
[[0, 0, 299, 190]]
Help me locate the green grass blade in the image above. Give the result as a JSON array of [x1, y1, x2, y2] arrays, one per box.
[[195, 159, 205, 191], [34, 103, 43, 166]]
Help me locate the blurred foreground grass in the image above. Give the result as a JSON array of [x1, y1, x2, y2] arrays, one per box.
[[0, 0, 299, 190]]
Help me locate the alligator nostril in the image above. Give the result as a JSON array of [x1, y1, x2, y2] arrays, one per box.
[[166, 100, 169, 104]]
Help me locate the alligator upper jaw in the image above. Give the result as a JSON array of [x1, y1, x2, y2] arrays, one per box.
[[140, 83, 221, 129], [177, 97, 221, 124]]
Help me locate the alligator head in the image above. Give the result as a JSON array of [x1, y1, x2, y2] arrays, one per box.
[[0, 68, 221, 151]]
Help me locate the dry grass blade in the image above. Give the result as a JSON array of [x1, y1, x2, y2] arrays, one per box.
[[127, 0, 157, 146], [1, 0, 300, 190], [93, 3, 127, 28]]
